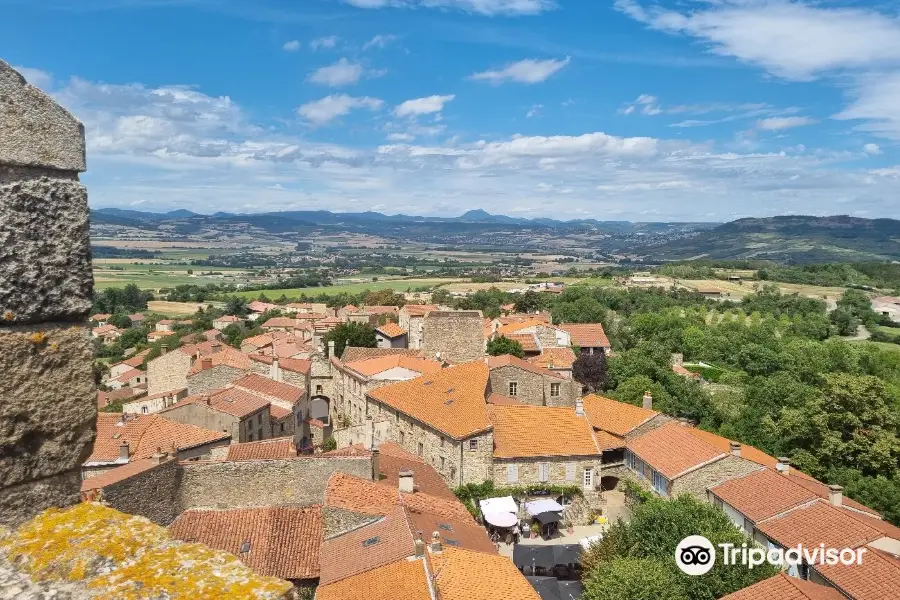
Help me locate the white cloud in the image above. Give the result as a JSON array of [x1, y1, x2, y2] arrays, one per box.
[[621, 94, 661, 116], [298, 94, 384, 124], [394, 94, 455, 117], [282, 40, 301, 52], [526, 104, 543, 118], [470, 57, 570, 84], [340, 0, 555, 16], [387, 132, 415, 142], [757, 116, 817, 131], [308, 58, 367, 87], [363, 34, 397, 50], [834, 72, 900, 140], [310, 36, 339, 50], [13, 66, 53, 91], [863, 143, 882, 155]]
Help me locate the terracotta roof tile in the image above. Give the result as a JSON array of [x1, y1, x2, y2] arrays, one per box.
[[497, 313, 551, 325], [169, 505, 323, 580], [340, 346, 424, 362], [93, 324, 120, 335], [279, 357, 312, 373], [558, 323, 610, 348], [595, 430, 626, 450], [406, 510, 494, 554], [787, 473, 883, 517], [248, 300, 278, 312], [816, 549, 900, 600], [187, 347, 251, 375], [363, 305, 401, 315], [626, 421, 726, 479], [87, 413, 229, 464], [486, 392, 525, 406], [720, 573, 846, 600], [317, 556, 431, 600], [226, 438, 297, 461], [376, 322, 407, 338], [582, 394, 659, 437], [489, 405, 599, 458], [234, 373, 305, 404], [261, 317, 306, 329], [344, 355, 443, 379], [710, 469, 819, 523], [505, 333, 540, 352], [111, 367, 144, 383], [215, 315, 241, 323], [528, 347, 576, 369], [167, 388, 270, 419], [403, 304, 437, 316], [757, 500, 885, 550], [495, 319, 547, 336], [368, 361, 492, 440], [269, 405, 291, 419], [121, 349, 152, 368], [91, 313, 111, 320], [80, 457, 171, 492], [97, 388, 137, 408], [485, 354, 564, 379], [325, 472, 472, 521], [430, 546, 541, 600], [318, 506, 416, 585]]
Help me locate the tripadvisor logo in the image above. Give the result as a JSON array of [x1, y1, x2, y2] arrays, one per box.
[[675, 536, 867, 576]]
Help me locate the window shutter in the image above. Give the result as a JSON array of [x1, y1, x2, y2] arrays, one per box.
[[508, 464, 518, 483], [565, 463, 575, 481]]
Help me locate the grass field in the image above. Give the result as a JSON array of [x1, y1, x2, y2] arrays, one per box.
[[146, 300, 211, 316], [226, 278, 457, 299], [681, 279, 847, 300], [848, 339, 900, 353]]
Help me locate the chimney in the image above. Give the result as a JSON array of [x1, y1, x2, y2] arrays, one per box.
[[270, 357, 281, 382], [575, 398, 585, 416], [828, 485, 843, 507], [371, 448, 380, 482], [151, 447, 168, 465], [201, 357, 213, 371], [327, 340, 335, 357], [430, 531, 442, 553], [161, 344, 168, 355], [364, 417, 374, 451], [119, 441, 130, 462], [642, 391, 653, 411], [399, 469, 415, 494], [776, 457, 791, 476], [202, 394, 211, 406], [414, 536, 426, 558], [729, 442, 741, 458]]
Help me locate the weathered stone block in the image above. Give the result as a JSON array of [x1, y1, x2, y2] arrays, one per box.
[[0, 177, 93, 323], [0, 60, 86, 172], [0, 471, 81, 527], [0, 324, 96, 490]]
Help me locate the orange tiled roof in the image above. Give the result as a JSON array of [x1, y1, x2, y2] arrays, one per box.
[[168, 388, 270, 419], [234, 373, 305, 404], [187, 347, 251, 375], [128, 313, 146, 321], [111, 367, 144, 383], [364, 305, 402, 315], [93, 324, 120, 335], [261, 317, 302, 328], [486, 392, 525, 406], [497, 312, 551, 325], [626, 421, 726, 479], [485, 353, 563, 379], [406, 509, 494, 554], [97, 388, 137, 408], [325, 472, 472, 521], [91, 313, 111, 320], [558, 323, 610, 348], [81, 457, 169, 492], [280, 357, 312, 373], [505, 333, 540, 353], [169, 505, 323, 580], [341, 346, 424, 362], [528, 347, 576, 369], [345, 355, 443, 378], [757, 500, 885, 551], [87, 413, 228, 464], [710, 469, 818, 523], [121, 349, 152, 368], [489, 405, 599, 458], [368, 361, 492, 440], [672, 363, 701, 378], [816, 548, 900, 600], [269, 405, 291, 419], [316, 556, 432, 600], [430, 546, 541, 600], [248, 300, 278, 312], [582, 394, 659, 437], [147, 330, 176, 339], [720, 573, 846, 600], [403, 304, 437, 316], [595, 430, 626, 450], [787, 472, 882, 517], [226, 438, 297, 461], [495, 319, 546, 336], [376, 322, 407, 338]]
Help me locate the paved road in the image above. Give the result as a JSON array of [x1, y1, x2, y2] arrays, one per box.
[[842, 325, 872, 341]]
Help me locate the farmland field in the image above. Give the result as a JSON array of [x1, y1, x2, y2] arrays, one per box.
[[145, 300, 213, 316], [680, 279, 846, 300], [226, 278, 459, 299]]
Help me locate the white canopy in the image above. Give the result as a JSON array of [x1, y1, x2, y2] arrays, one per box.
[[483, 512, 518, 527], [580, 534, 603, 549], [479, 496, 518, 515], [525, 499, 564, 515]]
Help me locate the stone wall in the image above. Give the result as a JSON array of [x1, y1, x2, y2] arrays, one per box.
[[487, 365, 579, 407], [491, 456, 599, 489], [187, 364, 248, 395], [422, 311, 484, 363], [625, 413, 674, 440], [671, 456, 764, 500], [162, 402, 241, 440], [322, 506, 381, 539], [99, 458, 180, 525], [147, 350, 192, 396], [177, 456, 373, 511], [0, 61, 96, 526]]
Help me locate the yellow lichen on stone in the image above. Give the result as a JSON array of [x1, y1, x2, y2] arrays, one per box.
[[29, 331, 47, 344], [0, 503, 293, 599]]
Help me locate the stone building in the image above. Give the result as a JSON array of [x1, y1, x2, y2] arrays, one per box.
[[492, 318, 571, 352], [486, 354, 580, 407], [123, 388, 188, 415], [146, 340, 222, 396], [528, 346, 577, 379], [398, 304, 437, 350], [558, 323, 611, 355], [374, 322, 407, 348], [212, 314, 241, 331], [160, 387, 273, 443], [231, 373, 306, 444], [185, 346, 266, 394], [422, 310, 485, 362]]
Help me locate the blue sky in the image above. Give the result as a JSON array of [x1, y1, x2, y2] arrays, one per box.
[[3, 0, 899, 221]]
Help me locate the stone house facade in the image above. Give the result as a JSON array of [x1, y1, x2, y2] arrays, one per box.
[[486, 358, 579, 408], [398, 304, 436, 350], [422, 310, 484, 362], [492, 457, 600, 494], [162, 397, 272, 444], [187, 363, 250, 395], [123, 388, 188, 415], [147, 348, 193, 396]]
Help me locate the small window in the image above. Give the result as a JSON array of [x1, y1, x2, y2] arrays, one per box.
[[440, 456, 446, 470], [362, 536, 380, 548], [399, 431, 405, 445], [248, 433, 254, 442], [468, 439, 478, 451], [508, 382, 518, 396], [507, 464, 518, 483], [565, 463, 576, 481], [141, 406, 148, 414], [441, 437, 445, 448], [550, 383, 560, 397], [417, 442, 424, 457], [539, 462, 549, 482], [280, 423, 285, 432], [316, 385, 323, 395], [257, 428, 263, 440]]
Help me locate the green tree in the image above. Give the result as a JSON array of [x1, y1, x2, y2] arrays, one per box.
[[486, 335, 525, 359], [583, 558, 687, 600], [830, 306, 859, 336], [225, 295, 249, 316], [431, 288, 452, 304], [107, 313, 133, 329], [513, 290, 544, 314], [323, 322, 377, 357], [573, 351, 608, 393], [221, 323, 246, 347]]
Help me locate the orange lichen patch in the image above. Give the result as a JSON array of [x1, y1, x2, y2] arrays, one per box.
[[29, 331, 47, 344], [0, 503, 293, 600]]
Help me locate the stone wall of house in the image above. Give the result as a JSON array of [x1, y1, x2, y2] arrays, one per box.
[[147, 350, 192, 396], [534, 325, 563, 349], [238, 407, 272, 443], [398, 310, 423, 349], [625, 414, 674, 441], [323, 506, 381, 539], [97, 458, 180, 525], [162, 402, 240, 440], [491, 456, 600, 490], [422, 311, 484, 363], [310, 350, 334, 400], [672, 456, 764, 500], [186, 364, 247, 395], [176, 456, 373, 511], [0, 61, 96, 526], [487, 365, 577, 407]]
